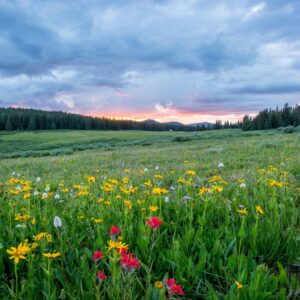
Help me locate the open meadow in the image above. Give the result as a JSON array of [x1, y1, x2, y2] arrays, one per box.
[[0, 129, 299, 299]]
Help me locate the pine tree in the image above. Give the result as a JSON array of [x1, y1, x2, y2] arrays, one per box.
[[5, 115, 14, 131], [27, 117, 36, 130]]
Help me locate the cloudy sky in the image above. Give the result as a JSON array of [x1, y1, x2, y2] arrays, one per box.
[[1, 0, 300, 123]]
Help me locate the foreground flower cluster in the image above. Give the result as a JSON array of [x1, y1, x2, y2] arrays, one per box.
[[0, 157, 299, 299]]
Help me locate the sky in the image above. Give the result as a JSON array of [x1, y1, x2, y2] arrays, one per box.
[[1, 0, 300, 124]]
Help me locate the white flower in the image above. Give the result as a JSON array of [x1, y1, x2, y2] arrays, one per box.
[[164, 196, 169, 203], [42, 192, 48, 199], [54, 194, 60, 200], [144, 168, 148, 172], [17, 173, 21, 177], [33, 191, 39, 196], [12, 172, 16, 176], [240, 183, 246, 188], [36, 177, 41, 183], [155, 166, 159, 170], [54, 216, 62, 228], [16, 185, 21, 191], [45, 186, 51, 192], [218, 162, 224, 168]]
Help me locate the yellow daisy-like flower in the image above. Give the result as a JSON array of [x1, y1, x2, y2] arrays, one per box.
[[155, 281, 163, 289], [6, 243, 30, 264], [33, 232, 52, 243], [107, 240, 128, 251], [87, 176, 95, 183], [43, 251, 61, 258], [186, 170, 196, 176], [237, 208, 248, 215], [124, 200, 132, 209], [255, 205, 264, 214], [94, 218, 104, 223], [144, 181, 153, 188], [235, 281, 243, 289], [212, 185, 223, 193], [152, 187, 168, 195], [149, 205, 159, 212], [198, 187, 212, 195], [23, 193, 31, 199], [177, 178, 185, 183]]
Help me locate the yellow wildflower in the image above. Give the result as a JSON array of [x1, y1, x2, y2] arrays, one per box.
[[237, 208, 248, 215], [6, 243, 30, 264], [186, 170, 196, 176], [33, 232, 52, 243], [149, 205, 159, 212], [43, 252, 61, 258], [124, 200, 132, 209], [155, 281, 163, 289], [177, 178, 185, 183], [255, 205, 264, 214], [152, 187, 168, 195], [87, 176, 95, 183], [94, 218, 104, 223], [107, 240, 128, 251]]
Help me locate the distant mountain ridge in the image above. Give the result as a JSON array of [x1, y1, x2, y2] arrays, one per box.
[[142, 119, 213, 128]]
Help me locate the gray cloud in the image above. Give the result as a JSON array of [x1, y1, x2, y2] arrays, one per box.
[[0, 0, 300, 120]]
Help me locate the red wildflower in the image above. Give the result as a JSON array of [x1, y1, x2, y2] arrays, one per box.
[[166, 278, 176, 287], [120, 253, 141, 271], [97, 271, 107, 282], [110, 226, 121, 236], [170, 284, 185, 296], [92, 250, 104, 262], [146, 216, 163, 231], [117, 247, 128, 256], [166, 278, 185, 296]]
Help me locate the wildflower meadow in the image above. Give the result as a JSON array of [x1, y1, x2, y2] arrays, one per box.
[[0, 130, 299, 299]]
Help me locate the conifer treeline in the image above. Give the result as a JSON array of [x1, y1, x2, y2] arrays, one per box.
[[1, 103, 299, 132], [242, 103, 300, 131], [0, 108, 196, 131]]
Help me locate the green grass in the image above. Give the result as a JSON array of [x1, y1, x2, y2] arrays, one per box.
[[0, 128, 290, 159], [0, 129, 299, 299]]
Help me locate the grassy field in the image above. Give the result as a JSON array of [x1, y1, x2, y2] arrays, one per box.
[[0, 129, 299, 299], [0, 128, 289, 158]]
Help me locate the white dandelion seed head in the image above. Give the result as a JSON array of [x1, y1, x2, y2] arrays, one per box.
[[218, 162, 224, 168], [42, 192, 48, 199]]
